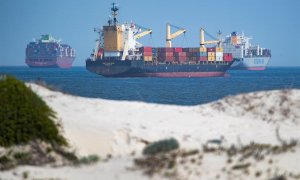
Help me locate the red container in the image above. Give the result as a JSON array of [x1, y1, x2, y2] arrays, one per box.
[[175, 56, 187, 62], [174, 47, 182, 53], [139, 47, 152, 52], [199, 56, 207, 61], [223, 53, 232, 56], [223, 57, 233, 62], [174, 52, 187, 57], [223, 53, 233, 61], [207, 47, 216, 52], [143, 52, 152, 56]]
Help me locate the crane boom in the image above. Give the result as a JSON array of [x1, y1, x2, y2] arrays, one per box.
[[134, 29, 152, 39], [133, 24, 152, 40], [166, 23, 186, 48], [200, 28, 221, 47]]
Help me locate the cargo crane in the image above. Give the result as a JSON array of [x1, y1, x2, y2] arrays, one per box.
[[134, 24, 152, 40], [200, 28, 222, 48], [166, 23, 186, 48]]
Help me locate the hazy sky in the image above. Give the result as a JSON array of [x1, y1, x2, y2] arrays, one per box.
[[0, 0, 299, 66]]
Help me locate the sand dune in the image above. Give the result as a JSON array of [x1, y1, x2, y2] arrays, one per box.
[[1, 84, 300, 180]]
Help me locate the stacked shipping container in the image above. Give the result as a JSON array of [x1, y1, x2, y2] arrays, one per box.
[[139, 47, 152, 61], [156, 48, 174, 62], [135, 46, 233, 63]]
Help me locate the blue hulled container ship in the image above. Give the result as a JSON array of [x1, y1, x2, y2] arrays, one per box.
[[86, 3, 234, 77]]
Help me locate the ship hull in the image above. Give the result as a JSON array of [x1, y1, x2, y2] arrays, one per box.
[[230, 57, 270, 70], [86, 59, 233, 77], [26, 57, 75, 68]]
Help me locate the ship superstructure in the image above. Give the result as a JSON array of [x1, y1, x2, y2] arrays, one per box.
[[223, 32, 271, 70], [25, 34, 75, 68], [86, 3, 234, 77]]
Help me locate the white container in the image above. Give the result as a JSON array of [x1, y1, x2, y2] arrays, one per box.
[[216, 52, 223, 57], [216, 56, 223, 61], [104, 51, 121, 57]]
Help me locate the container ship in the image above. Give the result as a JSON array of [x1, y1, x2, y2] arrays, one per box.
[[86, 3, 234, 77], [223, 32, 271, 70], [25, 34, 75, 68]]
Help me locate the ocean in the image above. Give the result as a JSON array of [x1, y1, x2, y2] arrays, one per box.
[[1, 66, 299, 105]]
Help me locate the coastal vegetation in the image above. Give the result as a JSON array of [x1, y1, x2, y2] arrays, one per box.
[[0, 75, 66, 146], [0, 75, 76, 170]]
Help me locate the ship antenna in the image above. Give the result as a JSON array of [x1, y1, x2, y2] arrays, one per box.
[[108, 15, 112, 26], [217, 30, 222, 40], [111, 2, 119, 26]]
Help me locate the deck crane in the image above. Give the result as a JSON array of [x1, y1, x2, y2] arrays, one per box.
[[166, 23, 186, 48], [133, 24, 152, 40], [200, 28, 222, 48]]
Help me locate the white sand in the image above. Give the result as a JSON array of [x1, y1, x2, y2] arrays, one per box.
[[1, 84, 300, 180]]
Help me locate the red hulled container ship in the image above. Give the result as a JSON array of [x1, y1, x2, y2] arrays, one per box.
[[25, 35, 75, 68]]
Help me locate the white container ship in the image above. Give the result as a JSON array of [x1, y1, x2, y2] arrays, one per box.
[[223, 32, 271, 70]]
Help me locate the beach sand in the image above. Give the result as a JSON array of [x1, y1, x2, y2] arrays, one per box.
[[1, 84, 299, 179]]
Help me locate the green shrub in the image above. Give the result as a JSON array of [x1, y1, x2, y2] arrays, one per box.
[[78, 154, 100, 165], [0, 75, 67, 147], [0, 155, 11, 164], [143, 138, 179, 155], [13, 152, 31, 164], [0, 155, 15, 170]]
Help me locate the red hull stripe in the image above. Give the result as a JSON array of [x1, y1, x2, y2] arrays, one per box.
[[136, 72, 225, 77]]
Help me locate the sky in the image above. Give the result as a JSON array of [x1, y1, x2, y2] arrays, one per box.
[[0, 0, 299, 67]]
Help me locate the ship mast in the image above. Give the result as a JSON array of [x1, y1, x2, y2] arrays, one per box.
[[111, 2, 119, 26]]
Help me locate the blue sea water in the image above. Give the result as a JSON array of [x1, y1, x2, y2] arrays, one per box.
[[1, 66, 300, 105]]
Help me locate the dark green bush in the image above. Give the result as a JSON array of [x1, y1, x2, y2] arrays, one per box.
[[78, 154, 100, 165], [0, 75, 67, 147], [142, 138, 179, 155]]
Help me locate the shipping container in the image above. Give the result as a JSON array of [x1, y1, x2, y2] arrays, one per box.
[[199, 56, 207, 61], [189, 57, 197, 61], [208, 52, 215, 57], [157, 52, 173, 57], [190, 48, 200, 52], [208, 56, 215, 61], [223, 58, 233, 62], [216, 47, 223, 52], [199, 47, 206, 52], [143, 52, 152, 56], [197, 52, 207, 57], [139, 46, 152, 52], [182, 48, 190, 52], [216, 56, 223, 61], [215, 52, 223, 57], [157, 47, 173, 53], [174, 52, 187, 57], [143, 56, 152, 61], [207, 47, 216, 52], [157, 56, 174, 61], [174, 56, 187, 62], [174, 47, 182, 52]]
